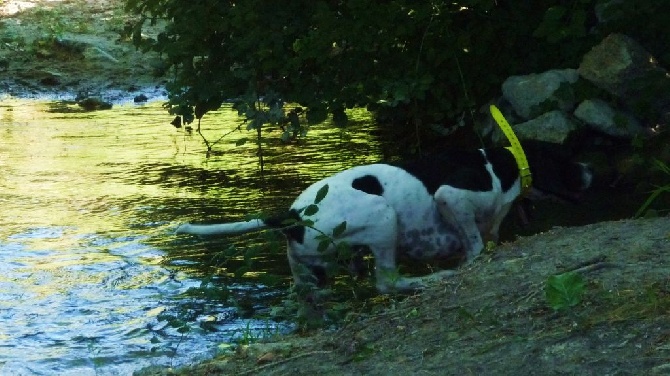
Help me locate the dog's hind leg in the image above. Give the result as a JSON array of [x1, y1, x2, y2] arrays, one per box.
[[369, 226, 455, 292], [434, 190, 485, 262]]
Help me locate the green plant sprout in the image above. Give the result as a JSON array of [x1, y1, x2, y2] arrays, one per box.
[[545, 271, 586, 311]]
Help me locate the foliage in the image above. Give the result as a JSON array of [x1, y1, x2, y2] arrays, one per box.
[[635, 159, 670, 218], [545, 271, 586, 311], [261, 183, 380, 329], [122, 0, 670, 152]]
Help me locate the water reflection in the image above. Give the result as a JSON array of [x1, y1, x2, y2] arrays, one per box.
[[0, 97, 381, 375]]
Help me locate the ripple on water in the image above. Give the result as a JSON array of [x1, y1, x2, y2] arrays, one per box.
[[0, 99, 379, 374]]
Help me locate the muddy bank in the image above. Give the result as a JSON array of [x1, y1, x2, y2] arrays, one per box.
[[137, 217, 670, 376], [0, 0, 165, 103]]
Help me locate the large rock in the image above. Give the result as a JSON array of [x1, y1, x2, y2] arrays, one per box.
[[513, 110, 580, 144], [502, 69, 580, 120], [579, 34, 670, 124], [574, 99, 645, 138]]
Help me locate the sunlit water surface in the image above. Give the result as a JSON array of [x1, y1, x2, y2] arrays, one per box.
[[0, 97, 381, 375]]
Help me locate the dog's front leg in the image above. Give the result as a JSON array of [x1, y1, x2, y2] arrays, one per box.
[[484, 202, 513, 245], [287, 247, 324, 287]]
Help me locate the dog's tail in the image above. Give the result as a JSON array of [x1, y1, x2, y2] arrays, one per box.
[[175, 209, 303, 238], [175, 219, 269, 236]]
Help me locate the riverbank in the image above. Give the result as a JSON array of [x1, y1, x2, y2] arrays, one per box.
[[0, 0, 166, 102], [138, 217, 670, 376]]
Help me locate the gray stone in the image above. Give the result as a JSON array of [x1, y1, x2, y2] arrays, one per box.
[[502, 69, 580, 120], [574, 99, 644, 138], [579, 33, 670, 123], [513, 110, 580, 144], [594, 0, 624, 24]]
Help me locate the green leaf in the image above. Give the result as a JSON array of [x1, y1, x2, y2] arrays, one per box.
[[303, 204, 319, 216], [317, 239, 331, 253], [653, 158, 670, 175], [335, 241, 352, 258], [280, 217, 298, 226], [234, 265, 251, 278], [294, 219, 314, 227], [314, 184, 329, 204], [545, 272, 586, 311], [235, 137, 248, 146], [258, 273, 282, 287], [634, 185, 670, 218], [177, 325, 191, 334], [315, 233, 330, 242], [332, 221, 347, 237], [544, 6, 567, 22]]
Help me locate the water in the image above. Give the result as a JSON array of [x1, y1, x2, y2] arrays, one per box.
[[0, 97, 381, 375]]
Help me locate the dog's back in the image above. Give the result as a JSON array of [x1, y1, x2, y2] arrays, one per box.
[[287, 164, 463, 259]]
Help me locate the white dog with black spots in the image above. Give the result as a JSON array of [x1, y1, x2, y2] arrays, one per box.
[[176, 141, 592, 293]]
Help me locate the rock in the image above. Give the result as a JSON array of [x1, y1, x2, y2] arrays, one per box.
[[502, 69, 580, 120], [513, 110, 580, 144], [53, 38, 87, 55], [40, 75, 61, 86], [134, 94, 149, 103], [574, 99, 645, 138], [77, 97, 113, 111], [594, 0, 625, 24], [579, 34, 670, 124]]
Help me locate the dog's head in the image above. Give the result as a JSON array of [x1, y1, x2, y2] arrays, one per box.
[[522, 141, 593, 202]]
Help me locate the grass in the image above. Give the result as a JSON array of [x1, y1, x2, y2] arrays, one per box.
[[635, 159, 670, 218]]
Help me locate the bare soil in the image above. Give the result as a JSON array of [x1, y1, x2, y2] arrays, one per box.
[[2, 2, 668, 375]]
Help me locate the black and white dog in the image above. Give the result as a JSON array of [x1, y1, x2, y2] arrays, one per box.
[[176, 141, 592, 293]]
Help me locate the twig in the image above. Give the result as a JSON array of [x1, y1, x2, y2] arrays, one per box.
[[568, 261, 620, 275], [563, 255, 620, 274], [512, 282, 542, 305], [238, 350, 333, 376]]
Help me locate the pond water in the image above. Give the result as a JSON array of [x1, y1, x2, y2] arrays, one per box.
[[0, 97, 381, 375]]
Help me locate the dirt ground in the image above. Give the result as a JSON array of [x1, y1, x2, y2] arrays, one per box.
[[2, 1, 669, 375], [135, 217, 670, 376]]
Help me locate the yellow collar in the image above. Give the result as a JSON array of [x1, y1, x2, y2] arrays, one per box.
[[489, 105, 532, 195]]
